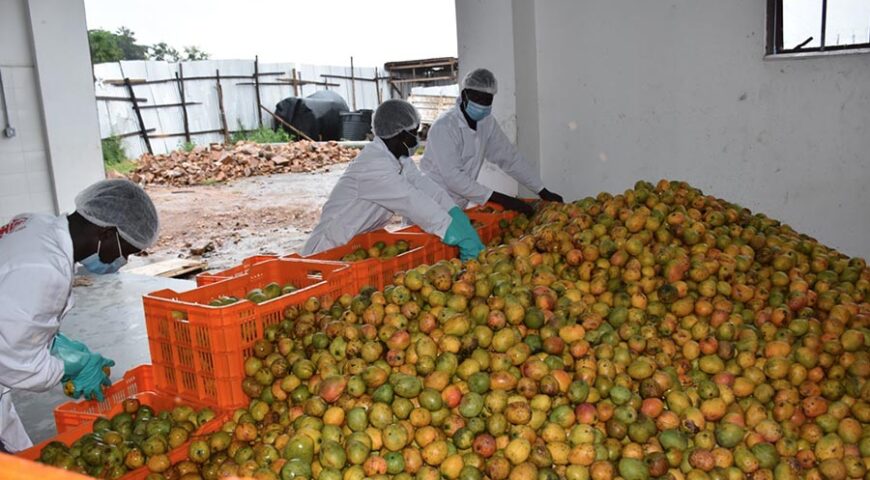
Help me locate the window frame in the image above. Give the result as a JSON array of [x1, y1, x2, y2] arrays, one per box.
[[766, 0, 870, 56]]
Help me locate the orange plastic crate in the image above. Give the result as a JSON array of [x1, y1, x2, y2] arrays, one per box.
[[143, 258, 355, 409], [307, 231, 436, 289], [2, 452, 91, 480], [53, 365, 221, 434], [17, 408, 231, 480], [195, 255, 280, 286]]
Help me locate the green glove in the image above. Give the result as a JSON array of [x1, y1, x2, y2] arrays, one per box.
[[444, 207, 485, 261]]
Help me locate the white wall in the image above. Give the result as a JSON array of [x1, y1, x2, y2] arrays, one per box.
[[456, 0, 870, 259], [0, 0, 103, 222], [454, 0, 519, 196]]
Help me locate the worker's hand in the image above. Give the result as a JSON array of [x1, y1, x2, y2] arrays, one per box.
[[539, 188, 564, 203], [444, 208, 486, 261], [69, 354, 115, 401], [488, 191, 534, 216]]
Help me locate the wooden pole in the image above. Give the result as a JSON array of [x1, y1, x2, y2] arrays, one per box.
[[374, 69, 382, 104], [259, 105, 314, 142], [124, 77, 152, 154], [254, 56, 263, 128], [176, 64, 191, 143], [350, 56, 357, 110], [292, 68, 299, 97], [216, 70, 230, 143]]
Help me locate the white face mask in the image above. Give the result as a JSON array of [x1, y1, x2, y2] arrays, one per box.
[[403, 136, 420, 158]]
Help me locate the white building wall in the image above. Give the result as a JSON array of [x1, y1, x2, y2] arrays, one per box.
[[454, 0, 519, 197], [0, 0, 103, 223], [456, 0, 870, 259]]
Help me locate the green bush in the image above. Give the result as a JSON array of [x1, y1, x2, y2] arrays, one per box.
[[231, 126, 293, 144], [101, 136, 126, 165], [180, 140, 196, 152]]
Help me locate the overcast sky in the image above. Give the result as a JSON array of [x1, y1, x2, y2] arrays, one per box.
[[83, 0, 458, 68], [84, 0, 869, 67]]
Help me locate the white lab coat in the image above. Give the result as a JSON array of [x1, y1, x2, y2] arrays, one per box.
[[0, 214, 73, 451], [302, 138, 455, 256], [421, 100, 545, 208]]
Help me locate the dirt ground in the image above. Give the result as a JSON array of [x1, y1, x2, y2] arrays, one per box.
[[134, 163, 402, 275]]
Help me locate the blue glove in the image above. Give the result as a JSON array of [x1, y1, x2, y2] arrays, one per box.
[[51, 334, 92, 380], [443, 207, 485, 261], [51, 334, 114, 400], [71, 354, 114, 401]]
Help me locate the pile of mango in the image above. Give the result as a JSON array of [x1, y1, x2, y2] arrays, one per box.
[[38, 400, 216, 478], [208, 282, 299, 307], [341, 240, 412, 262], [56, 180, 870, 480]]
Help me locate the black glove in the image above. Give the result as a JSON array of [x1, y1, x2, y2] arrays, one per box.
[[539, 188, 564, 203], [489, 191, 534, 216]]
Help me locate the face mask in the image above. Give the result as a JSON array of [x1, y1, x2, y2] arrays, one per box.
[[80, 232, 127, 274], [402, 136, 419, 158], [464, 100, 492, 121]]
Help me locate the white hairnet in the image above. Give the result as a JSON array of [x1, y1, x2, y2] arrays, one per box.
[[74, 179, 159, 250], [463, 68, 498, 95], [372, 99, 420, 139]]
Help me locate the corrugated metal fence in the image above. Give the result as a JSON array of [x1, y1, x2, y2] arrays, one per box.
[[94, 59, 392, 158]]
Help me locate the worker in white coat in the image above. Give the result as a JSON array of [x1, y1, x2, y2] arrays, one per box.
[[421, 68, 564, 216], [302, 99, 485, 261], [0, 179, 159, 453]]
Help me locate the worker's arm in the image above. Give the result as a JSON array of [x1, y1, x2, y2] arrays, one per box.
[[403, 160, 458, 212], [424, 122, 494, 205], [0, 265, 66, 392], [359, 165, 453, 239], [485, 121, 545, 195]]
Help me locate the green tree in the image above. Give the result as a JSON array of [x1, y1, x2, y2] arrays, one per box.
[[114, 27, 148, 60], [149, 42, 180, 62], [88, 29, 124, 63], [182, 46, 210, 61]]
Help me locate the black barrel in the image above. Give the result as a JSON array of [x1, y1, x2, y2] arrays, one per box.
[[340, 112, 372, 141]]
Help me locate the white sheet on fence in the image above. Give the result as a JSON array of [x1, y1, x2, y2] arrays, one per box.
[[94, 59, 391, 158]]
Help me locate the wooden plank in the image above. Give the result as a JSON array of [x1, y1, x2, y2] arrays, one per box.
[[254, 56, 263, 128], [148, 128, 226, 140], [177, 64, 191, 143], [124, 78, 152, 155], [95, 95, 148, 103], [113, 128, 156, 139], [260, 104, 315, 142], [320, 73, 379, 82], [292, 68, 299, 96], [350, 56, 357, 111], [139, 101, 202, 110], [238, 80, 340, 87], [390, 75, 456, 84], [102, 72, 284, 86], [125, 258, 207, 278], [215, 69, 230, 143]]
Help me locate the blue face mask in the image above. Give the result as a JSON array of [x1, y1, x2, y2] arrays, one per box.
[[80, 232, 127, 274], [464, 100, 492, 121]]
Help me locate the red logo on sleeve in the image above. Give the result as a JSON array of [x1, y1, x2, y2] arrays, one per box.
[[0, 216, 28, 239]]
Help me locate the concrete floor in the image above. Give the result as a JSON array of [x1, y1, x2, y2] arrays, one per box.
[[10, 270, 193, 445]]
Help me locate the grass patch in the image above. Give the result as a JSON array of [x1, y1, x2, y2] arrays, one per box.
[[231, 126, 294, 144], [101, 136, 126, 165], [107, 159, 138, 175]]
